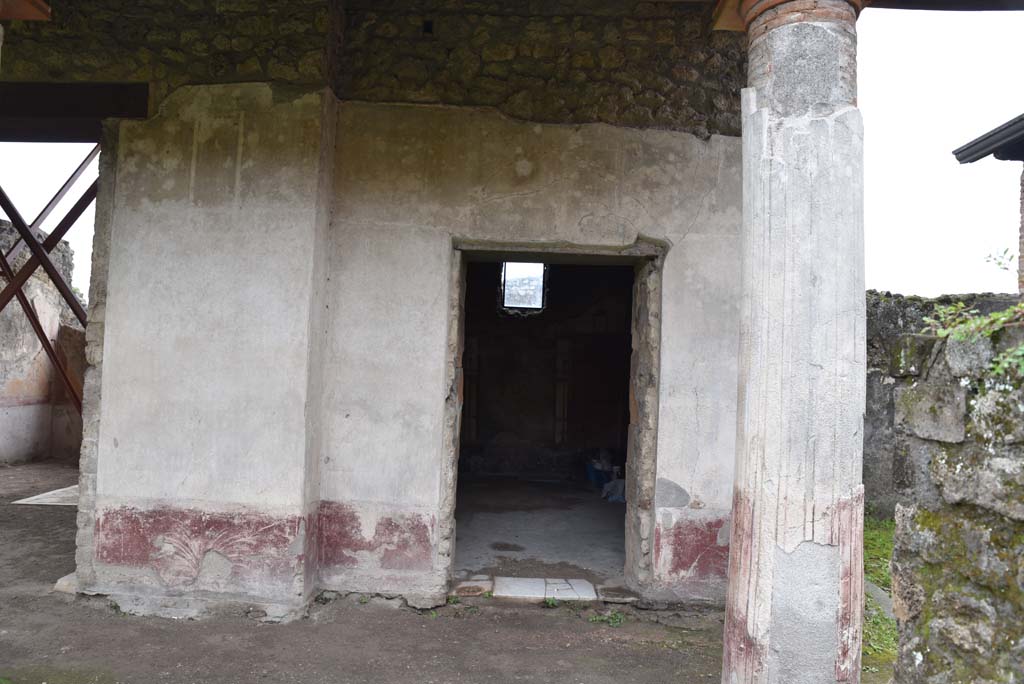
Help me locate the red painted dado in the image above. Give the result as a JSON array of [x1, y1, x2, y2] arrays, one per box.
[[317, 501, 434, 572], [302, 509, 319, 591], [94, 506, 303, 587], [657, 515, 730, 580], [93, 501, 436, 594]]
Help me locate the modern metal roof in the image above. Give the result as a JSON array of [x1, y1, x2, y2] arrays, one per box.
[[953, 114, 1024, 164]]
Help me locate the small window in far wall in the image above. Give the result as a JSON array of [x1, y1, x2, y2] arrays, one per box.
[[501, 262, 546, 311]]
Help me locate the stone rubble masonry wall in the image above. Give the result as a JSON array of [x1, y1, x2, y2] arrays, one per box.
[[627, 257, 662, 593], [0, 220, 81, 465], [0, 0, 334, 106], [1, 1, 744, 137], [871, 294, 1024, 682], [864, 291, 1020, 518], [340, 0, 745, 137]]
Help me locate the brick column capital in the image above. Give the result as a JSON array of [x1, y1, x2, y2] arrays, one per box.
[[742, 0, 863, 33]]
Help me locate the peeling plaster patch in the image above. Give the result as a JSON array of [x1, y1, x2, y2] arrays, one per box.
[[317, 501, 434, 572], [655, 478, 690, 508], [657, 513, 729, 580], [197, 549, 234, 590], [316, 502, 362, 568], [716, 521, 730, 546], [767, 541, 841, 684]]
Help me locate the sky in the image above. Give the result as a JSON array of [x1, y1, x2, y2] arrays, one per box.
[[858, 9, 1024, 296], [1, 8, 1024, 299], [0, 142, 97, 297]]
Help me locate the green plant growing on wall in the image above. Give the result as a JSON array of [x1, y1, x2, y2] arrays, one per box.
[[923, 301, 1024, 378]]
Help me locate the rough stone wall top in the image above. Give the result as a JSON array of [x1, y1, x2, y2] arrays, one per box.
[[0, 0, 334, 106], [339, 1, 745, 136], [863, 291, 1020, 518], [867, 291, 1020, 372]]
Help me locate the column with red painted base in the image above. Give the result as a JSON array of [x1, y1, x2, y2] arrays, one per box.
[[724, 1, 866, 682]]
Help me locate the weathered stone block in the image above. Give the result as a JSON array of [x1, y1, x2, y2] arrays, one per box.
[[932, 449, 1024, 521], [970, 386, 1024, 445], [866, 292, 1024, 682], [892, 436, 946, 510], [893, 503, 1024, 683], [482, 43, 517, 62], [894, 382, 966, 443], [888, 334, 937, 378], [864, 370, 896, 516], [944, 335, 994, 378]]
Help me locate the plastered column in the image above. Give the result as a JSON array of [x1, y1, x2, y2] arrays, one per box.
[[723, 1, 866, 682]]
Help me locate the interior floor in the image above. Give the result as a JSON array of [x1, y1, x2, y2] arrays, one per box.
[[454, 262, 635, 588], [453, 478, 626, 585]]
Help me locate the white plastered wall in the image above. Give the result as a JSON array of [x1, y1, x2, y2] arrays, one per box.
[[322, 102, 742, 601]]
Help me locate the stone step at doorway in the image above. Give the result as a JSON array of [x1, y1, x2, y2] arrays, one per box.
[[451, 575, 639, 604]]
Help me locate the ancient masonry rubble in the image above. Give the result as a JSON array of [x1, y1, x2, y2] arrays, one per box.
[[339, 0, 745, 137], [2, 0, 744, 138], [864, 292, 1021, 517], [877, 310, 1024, 682], [0, 0, 336, 107]]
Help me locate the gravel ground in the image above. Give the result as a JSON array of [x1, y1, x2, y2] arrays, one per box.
[[0, 462, 726, 684]]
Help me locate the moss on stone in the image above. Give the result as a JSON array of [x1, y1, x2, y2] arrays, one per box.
[[905, 506, 1024, 681]]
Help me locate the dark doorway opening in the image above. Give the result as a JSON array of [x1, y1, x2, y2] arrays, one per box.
[[454, 261, 635, 586]]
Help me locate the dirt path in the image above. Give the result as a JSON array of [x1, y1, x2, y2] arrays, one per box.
[[0, 463, 725, 684]]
